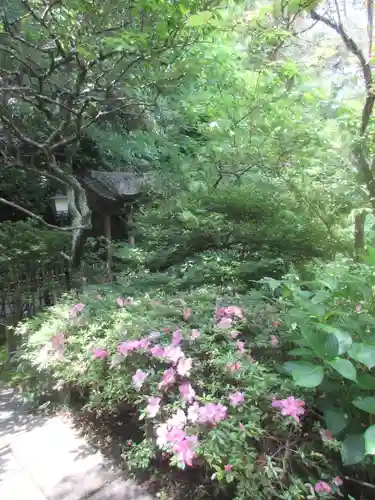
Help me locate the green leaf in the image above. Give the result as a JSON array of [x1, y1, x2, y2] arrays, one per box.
[[328, 359, 357, 381], [364, 426, 375, 454], [324, 408, 349, 435], [352, 396, 375, 414], [317, 324, 352, 354], [287, 347, 315, 356], [282, 361, 300, 374], [186, 11, 213, 26], [322, 333, 340, 359], [290, 362, 324, 387], [341, 434, 366, 465], [357, 373, 375, 390], [348, 342, 375, 369]]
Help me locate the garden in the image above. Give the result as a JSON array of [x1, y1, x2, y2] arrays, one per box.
[[2, 0, 375, 498]]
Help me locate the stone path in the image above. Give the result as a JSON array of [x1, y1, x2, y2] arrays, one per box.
[[0, 385, 154, 500]]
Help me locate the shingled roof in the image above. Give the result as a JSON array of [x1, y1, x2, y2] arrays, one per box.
[[82, 171, 151, 201]]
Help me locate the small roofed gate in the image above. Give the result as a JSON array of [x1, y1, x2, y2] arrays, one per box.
[[81, 171, 151, 280]]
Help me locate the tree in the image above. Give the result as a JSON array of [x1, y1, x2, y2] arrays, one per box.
[[0, 0, 221, 266]]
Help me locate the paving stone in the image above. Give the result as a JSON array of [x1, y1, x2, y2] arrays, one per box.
[[89, 478, 155, 500], [0, 468, 46, 500], [11, 416, 118, 500]]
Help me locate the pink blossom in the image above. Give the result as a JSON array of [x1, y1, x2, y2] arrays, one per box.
[[167, 409, 187, 429], [117, 339, 149, 356], [163, 345, 184, 365], [156, 423, 170, 447], [175, 434, 198, 467], [236, 340, 245, 352], [172, 329, 183, 346], [355, 303, 362, 313], [272, 396, 305, 424], [229, 391, 245, 407], [132, 369, 148, 390], [71, 303, 84, 316], [270, 335, 279, 347], [190, 329, 201, 340], [272, 320, 280, 327], [224, 464, 232, 472], [217, 317, 233, 329], [179, 382, 195, 403], [333, 476, 343, 486], [51, 332, 65, 349], [187, 402, 200, 423], [182, 308, 192, 322], [227, 362, 241, 372], [158, 367, 176, 390], [177, 357, 192, 377], [149, 345, 165, 357], [92, 347, 108, 359], [198, 403, 227, 424], [314, 481, 332, 494], [239, 423, 245, 431], [146, 397, 161, 418], [230, 331, 239, 339], [320, 429, 333, 442]]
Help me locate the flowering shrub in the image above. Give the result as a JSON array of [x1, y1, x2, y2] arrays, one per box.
[[15, 283, 342, 499]]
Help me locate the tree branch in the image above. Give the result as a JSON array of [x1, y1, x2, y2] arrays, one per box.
[[0, 197, 89, 232]]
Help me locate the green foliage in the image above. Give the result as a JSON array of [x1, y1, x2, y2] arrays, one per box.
[[261, 257, 375, 472], [15, 282, 341, 499]]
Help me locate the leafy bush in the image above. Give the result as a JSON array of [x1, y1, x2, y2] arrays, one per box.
[[15, 280, 343, 499], [260, 256, 375, 479]]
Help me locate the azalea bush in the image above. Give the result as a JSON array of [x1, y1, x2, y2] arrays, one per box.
[[14, 280, 343, 499], [259, 257, 375, 488]]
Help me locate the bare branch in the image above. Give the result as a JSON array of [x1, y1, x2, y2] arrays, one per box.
[[0, 197, 89, 231]]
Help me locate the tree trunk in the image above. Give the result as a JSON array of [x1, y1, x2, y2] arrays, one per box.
[[354, 211, 366, 260]]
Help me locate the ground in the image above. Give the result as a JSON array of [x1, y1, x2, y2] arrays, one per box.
[[0, 384, 155, 500]]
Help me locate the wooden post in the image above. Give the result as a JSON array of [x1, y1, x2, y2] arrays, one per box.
[[128, 204, 135, 245], [104, 214, 112, 281]]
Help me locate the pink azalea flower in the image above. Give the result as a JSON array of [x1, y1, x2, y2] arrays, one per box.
[[158, 367, 176, 390], [190, 329, 201, 340], [179, 382, 196, 403], [187, 402, 200, 423], [270, 335, 279, 347], [224, 464, 232, 472], [146, 396, 161, 418], [272, 396, 305, 424], [117, 339, 149, 356], [236, 340, 245, 352], [198, 403, 227, 424], [175, 434, 198, 467], [333, 476, 343, 486], [229, 391, 245, 407], [314, 481, 332, 494], [156, 423, 169, 447], [177, 357, 192, 377], [172, 329, 183, 346], [239, 423, 245, 431], [355, 303, 362, 313], [272, 320, 280, 327], [217, 317, 233, 329], [149, 345, 165, 357], [320, 429, 333, 442], [71, 303, 84, 316], [182, 308, 192, 322], [132, 369, 148, 390], [167, 409, 187, 429], [92, 347, 108, 359], [230, 331, 239, 339], [163, 345, 184, 365], [51, 332, 65, 349], [227, 362, 241, 372]]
